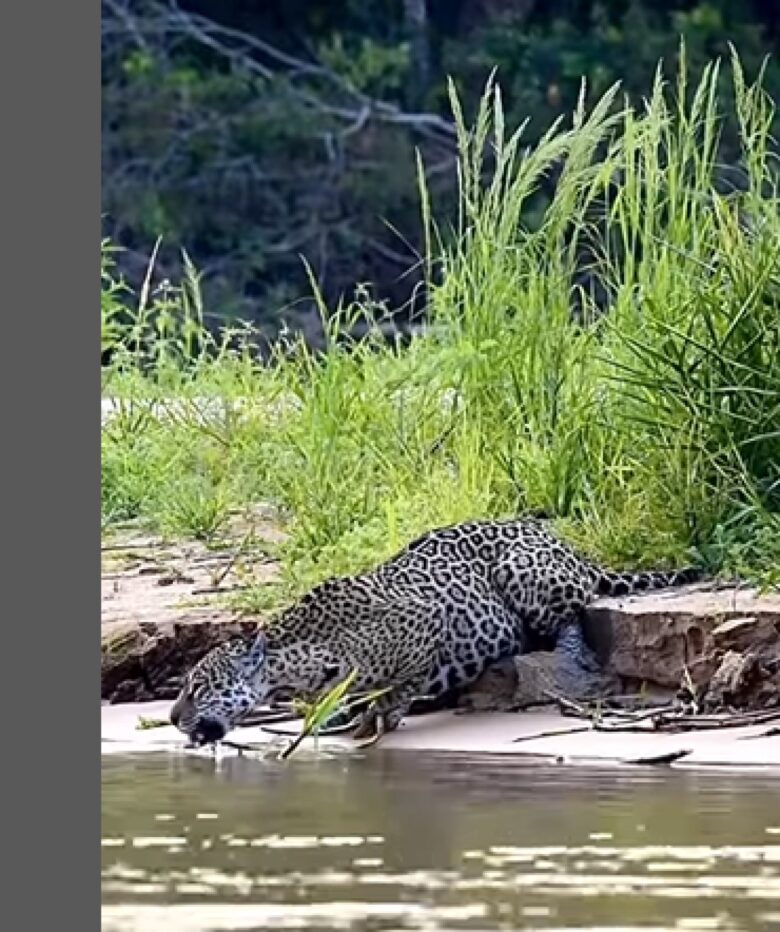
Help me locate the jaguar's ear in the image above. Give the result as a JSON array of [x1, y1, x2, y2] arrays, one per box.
[[238, 629, 267, 677]]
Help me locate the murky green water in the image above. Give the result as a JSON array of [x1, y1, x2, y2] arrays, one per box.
[[102, 751, 780, 931]]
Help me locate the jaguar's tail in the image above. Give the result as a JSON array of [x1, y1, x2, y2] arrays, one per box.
[[590, 565, 704, 598]]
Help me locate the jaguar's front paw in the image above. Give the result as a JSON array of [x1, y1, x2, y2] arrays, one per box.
[[352, 705, 404, 748]]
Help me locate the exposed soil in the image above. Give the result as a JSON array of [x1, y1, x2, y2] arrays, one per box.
[[101, 520, 780, 713], [101, 509, 286, 702]]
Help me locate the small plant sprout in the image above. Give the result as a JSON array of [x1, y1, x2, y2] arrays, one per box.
[[279, 671, 393, 760]]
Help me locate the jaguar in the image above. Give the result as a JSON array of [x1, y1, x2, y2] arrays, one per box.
[[169, 517, 701, 746]]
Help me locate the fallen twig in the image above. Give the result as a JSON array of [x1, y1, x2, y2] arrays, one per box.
[[277, 729, 310, 760], [543, 691, 591, 717], [262, 718, 360, 738], [191, 583, 252, 595], [157, 572, 195, 586], [737, 726, 780, 740], [540, 688, 780, 735], [592, 709, 677, 731], [241, 710, 303, 727], [651, 709, 780, 732], [209, 530, 253, 589], [623, 749, 693, 765], [101, 541, 162, 552], [220, 738, 267, 754], [592, 693, 674, 710], [511, 725, 593, 743]]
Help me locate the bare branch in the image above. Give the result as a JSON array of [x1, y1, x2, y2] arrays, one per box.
[[101, 0, 444, 337]]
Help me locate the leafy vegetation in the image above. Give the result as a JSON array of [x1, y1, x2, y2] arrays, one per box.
[[102, 52, 780, 598]]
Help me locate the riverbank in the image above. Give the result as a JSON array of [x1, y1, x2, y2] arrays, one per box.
[[101, 519, 780, 707], [101, 698, 780, 772], [102, 60, 780, 754], [101, 517, 780, 772]]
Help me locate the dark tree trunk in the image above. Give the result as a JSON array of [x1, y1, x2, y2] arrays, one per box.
[[403, 0, 431, 109]]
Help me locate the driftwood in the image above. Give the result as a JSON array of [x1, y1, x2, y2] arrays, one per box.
[[511, 725, 593, 743], [544, 690, 780, 734], [623, 749, 693, 765]]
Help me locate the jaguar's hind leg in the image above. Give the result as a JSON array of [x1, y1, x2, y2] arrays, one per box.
[[490, 557, 614, 702], [545, 611, 615, 701]]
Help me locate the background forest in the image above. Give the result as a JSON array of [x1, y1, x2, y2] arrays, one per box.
[[102, 0, 780, 345]]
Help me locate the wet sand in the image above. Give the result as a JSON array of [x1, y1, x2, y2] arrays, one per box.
[[102, 700, 780, 772]]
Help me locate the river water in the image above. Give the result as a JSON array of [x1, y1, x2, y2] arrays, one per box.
[[102, 750, 780, 931]]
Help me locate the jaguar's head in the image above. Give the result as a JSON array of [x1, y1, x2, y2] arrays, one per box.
[[169, 632, 269, 745], [169, 620, 348, 745]]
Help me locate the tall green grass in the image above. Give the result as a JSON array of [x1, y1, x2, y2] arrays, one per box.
[[102, 48, 780, 593]]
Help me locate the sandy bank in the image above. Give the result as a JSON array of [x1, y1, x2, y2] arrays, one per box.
[[102, 700, 780, 772]]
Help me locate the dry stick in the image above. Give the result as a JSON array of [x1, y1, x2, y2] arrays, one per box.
[[598, 696, 678, 712], [262, 719, 360, 738], [737, 726, 780, 740], [512, 725, 593, 743], [551, 694, 780, 733], [210, 530, 254, 589], [192, 534, 279, 596], [547, 694, 679, 732], [623, 749, 693, 766], [101, 541, 162, 552], [277, 728, 311, 761], [543, 691, 591, 717], [158, 573, 195, 586], [607, 710, 771, 733], [680, 662, 700, 716], [653, 709, 780, 731], [192, 583, 253, 595], [586, 702, 678, 720], [591, 693, 674, 710], [593, 709, 678, 731]]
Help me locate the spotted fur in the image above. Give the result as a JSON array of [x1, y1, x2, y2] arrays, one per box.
[[170, 517, 701, 744]]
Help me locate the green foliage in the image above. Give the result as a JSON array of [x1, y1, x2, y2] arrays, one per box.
[[278, 670, 393, 759], [158, 476, 232, 542], [441, 1, 776, 160], [102, 51, 780, 597], [101, 239, 131, 357], [318, 34, 411, 96]]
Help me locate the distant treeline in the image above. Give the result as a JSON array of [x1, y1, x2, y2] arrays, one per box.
[[102, 0, 780, 344]]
